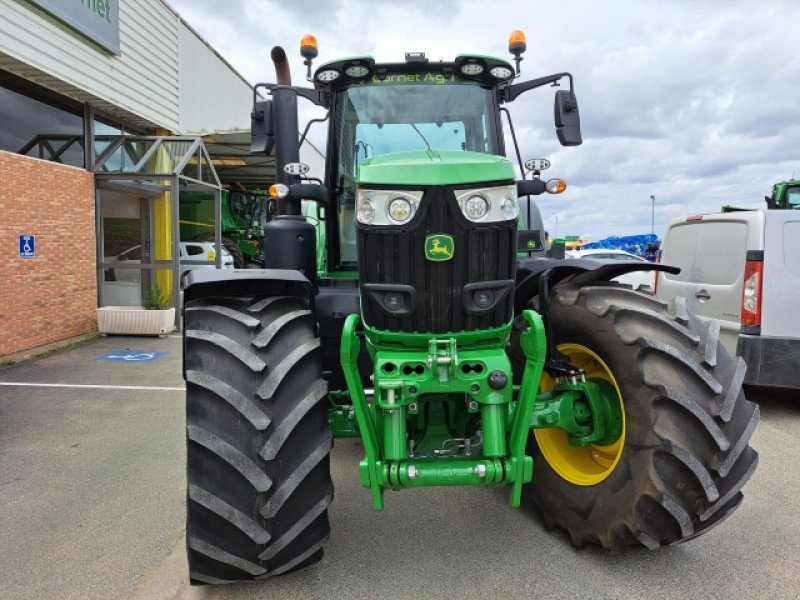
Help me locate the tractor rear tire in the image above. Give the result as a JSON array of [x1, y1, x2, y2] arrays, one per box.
[[510, 284, 759, 551], [184, 295, 332, 583]]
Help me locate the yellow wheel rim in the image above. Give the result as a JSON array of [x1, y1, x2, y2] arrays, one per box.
[[534, 343, 626, 486]]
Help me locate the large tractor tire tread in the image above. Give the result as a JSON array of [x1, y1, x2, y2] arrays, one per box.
[[185, 295, 332, 583], [513, 284, 759, 552]]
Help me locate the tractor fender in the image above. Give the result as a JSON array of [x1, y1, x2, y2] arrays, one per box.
[[183, 268, 312, 304], [182, 269, 313, 379], [514, 257, 679, 313]]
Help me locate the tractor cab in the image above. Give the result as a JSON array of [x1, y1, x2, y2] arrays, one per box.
[[317, 54, 510, 268], [765, 179, 800, 209], [250, 34, 582, 282]]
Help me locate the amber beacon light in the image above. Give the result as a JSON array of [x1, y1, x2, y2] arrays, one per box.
[[301, 33, 319, 79], [508, 29, 527, 74]]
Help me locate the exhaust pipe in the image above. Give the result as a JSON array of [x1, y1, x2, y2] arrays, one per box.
[[271, 46, 291, 86], [262, 43, 317, 290], [268, 46, 300, 212]]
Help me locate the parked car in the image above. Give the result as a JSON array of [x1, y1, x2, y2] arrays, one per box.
[[567, 248, 655, 292], [107, 241, 234, 284], [655, 208, 800, 389]]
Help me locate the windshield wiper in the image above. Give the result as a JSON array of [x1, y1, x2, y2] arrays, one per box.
[[411, 124, 432, 151]]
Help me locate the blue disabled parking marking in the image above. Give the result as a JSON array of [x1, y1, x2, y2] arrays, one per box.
[[96, 350, 168, 362]]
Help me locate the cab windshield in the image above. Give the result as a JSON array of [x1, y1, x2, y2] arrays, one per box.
[[337, 77, 498, 172], [334, 75, 499, 265], [787, 186, 800, 209]]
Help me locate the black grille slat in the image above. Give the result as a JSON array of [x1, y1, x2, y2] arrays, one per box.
[[358, 186, 516, 334]]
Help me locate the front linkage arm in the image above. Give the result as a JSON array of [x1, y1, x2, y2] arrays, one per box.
[[338, 310, 622, 511]]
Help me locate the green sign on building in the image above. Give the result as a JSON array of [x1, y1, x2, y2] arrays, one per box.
[[26, 0, 120, 55]]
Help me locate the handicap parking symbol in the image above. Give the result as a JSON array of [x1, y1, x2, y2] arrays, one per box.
[[19, 234, 36, 258], [96, 350, 167, 362]]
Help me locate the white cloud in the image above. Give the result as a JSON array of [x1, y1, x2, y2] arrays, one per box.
[[166, 0, 800, 239]]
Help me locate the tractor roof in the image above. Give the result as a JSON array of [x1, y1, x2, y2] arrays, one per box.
[[313, 53, 515, 90]]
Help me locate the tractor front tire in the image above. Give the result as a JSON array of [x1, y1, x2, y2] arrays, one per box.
[[185, 295, 332, 583], [511, 284, 759, 551]]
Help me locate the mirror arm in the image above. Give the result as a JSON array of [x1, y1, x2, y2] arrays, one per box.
[[289, 183, 329, 207], [503, 72, 574, 103], [299, 113, 330, 148], [517, 178, 546, 196]]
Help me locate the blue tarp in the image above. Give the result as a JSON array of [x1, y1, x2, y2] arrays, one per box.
[[582, 233, 659, 261]]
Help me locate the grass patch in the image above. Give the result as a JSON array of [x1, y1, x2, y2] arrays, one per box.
[[33, 334, 101, 361]]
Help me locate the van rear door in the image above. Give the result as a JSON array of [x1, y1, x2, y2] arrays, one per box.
[[761, 211, 800, 339], [656, 213, 763, 354]]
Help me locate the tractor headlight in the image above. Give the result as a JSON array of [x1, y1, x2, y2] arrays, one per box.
[[456, 185, 518, 223], [463, 194, 490, 221], [387, 196, 415, 223], [356, 189, 423, 225], [357, 197, 376, 224], [501, 192, 518, 219]]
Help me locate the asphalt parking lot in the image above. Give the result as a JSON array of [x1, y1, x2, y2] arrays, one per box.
[[1, 335, 799, 600]]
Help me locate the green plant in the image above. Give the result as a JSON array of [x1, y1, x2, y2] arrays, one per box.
[[142, 284, 172, 310]]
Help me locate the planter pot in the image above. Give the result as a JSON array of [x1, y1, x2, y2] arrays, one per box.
[[97, 306, 175, 337]]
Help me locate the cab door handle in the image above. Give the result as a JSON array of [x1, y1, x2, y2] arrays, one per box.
[[695, 289, 711, 301]]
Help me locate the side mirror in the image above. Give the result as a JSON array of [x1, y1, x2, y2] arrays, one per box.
[[554, 90, 582, 146], [250, 100, 275, 155]]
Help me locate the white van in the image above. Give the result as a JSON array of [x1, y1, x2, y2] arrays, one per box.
[[655, 208, 800, 389]]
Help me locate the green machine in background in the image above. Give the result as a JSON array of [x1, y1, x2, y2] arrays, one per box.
[[180, 31, 759, 584], [179, 190, 274, 267], [765, 178, 800, 209]]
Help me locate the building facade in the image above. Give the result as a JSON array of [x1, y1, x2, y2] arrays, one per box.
[[0, 0, 320, 356]]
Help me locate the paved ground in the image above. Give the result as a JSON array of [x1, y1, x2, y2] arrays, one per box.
[[1, 335, 799, 600]]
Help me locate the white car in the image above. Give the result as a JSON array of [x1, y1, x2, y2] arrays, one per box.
[[107, 241, 234, 284], [567, 249, 655, 291]]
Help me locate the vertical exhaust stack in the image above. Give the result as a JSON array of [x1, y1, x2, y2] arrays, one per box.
[[262, 46, 317, 288], [270, 46, 301, 215]]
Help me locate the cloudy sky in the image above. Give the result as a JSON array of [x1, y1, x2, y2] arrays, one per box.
[[167, 0, 800, 240]]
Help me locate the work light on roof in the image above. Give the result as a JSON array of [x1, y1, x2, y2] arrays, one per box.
[[345, 64, 370, 78], [490, 65, 514, 80], [460, 62, 484, 76], [316, 69, 340, 83]]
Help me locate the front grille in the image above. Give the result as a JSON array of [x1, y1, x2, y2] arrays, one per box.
[[357, 186, 516, 334]]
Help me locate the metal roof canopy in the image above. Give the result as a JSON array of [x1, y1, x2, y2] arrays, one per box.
[[93, 135, 224, 327], [201, 131, 277, 190]]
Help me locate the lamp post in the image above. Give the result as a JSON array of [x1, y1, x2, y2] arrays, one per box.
[[650, 195, 655, 235]]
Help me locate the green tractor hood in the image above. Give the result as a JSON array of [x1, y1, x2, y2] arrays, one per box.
[[357, 150, 515, 187]]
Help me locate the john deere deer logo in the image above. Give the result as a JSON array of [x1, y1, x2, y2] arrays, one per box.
[[425, 234, 454, 261]]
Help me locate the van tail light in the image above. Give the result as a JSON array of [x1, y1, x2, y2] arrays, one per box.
[[741, 251, 764, 330]]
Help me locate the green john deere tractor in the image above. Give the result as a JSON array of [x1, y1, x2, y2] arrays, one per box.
[[180, 190, 275, 268], [765, 178, 800, 209], [182, 32, 759, 584]]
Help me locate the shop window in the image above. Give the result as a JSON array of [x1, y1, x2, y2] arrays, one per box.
[[0, 71, 84, 167]]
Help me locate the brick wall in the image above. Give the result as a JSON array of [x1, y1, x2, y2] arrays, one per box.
[[0, 151, 97, 355]]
